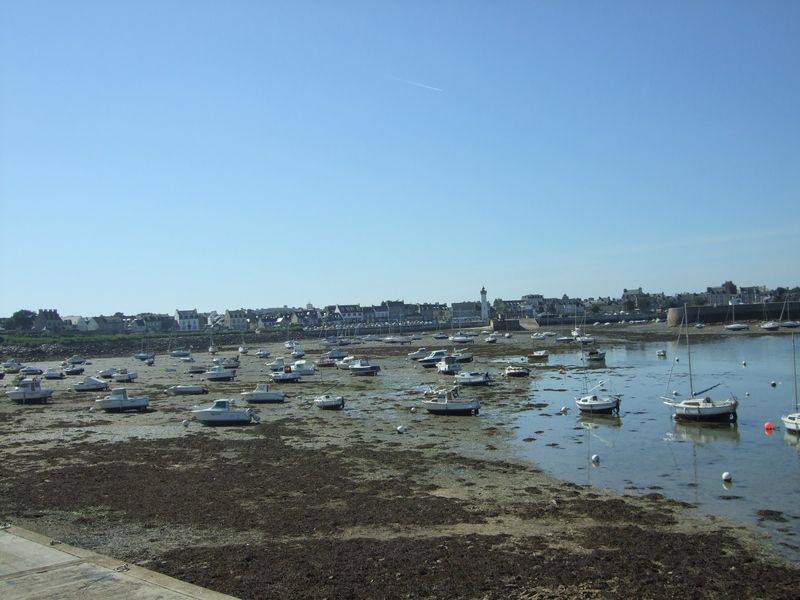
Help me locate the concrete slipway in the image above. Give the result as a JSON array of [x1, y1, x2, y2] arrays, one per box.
[[0, 525, 237, 600]]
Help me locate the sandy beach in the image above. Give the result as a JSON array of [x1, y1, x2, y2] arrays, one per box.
[[1, 322, 799, 599]]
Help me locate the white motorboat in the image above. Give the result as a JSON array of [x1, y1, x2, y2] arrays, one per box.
[[240, 383, 286, 404], [452, 348, 474, 363], [325, 348, 349, 359], [505, 365, 531, 377], [418, 349, 448, 368], [314, 394, 346, 410], [381, 335, 413, 345], [213, 356, 241, 369], [585, 349, 606, 362], [290, 360, 317, 376], [335, 356, 359, 370], [576, 335, 596, 344], [575, 383, 621, 415], [186, 365, 207, 374], [20, 366, 43, 376], [2, 359, 24, 373], [485, 335, 497, 344], [291, 348, 306, 359], [238, 345, 249, 355], [449, 333, 474, 343], [165, 385, 209, 395], [113, 368, 139, 383], [204, 365, 236, 382], [169, 347, 192, 358], [97, 367, 118, 379], [43, 368, 66, 380], [503, 333, 513, 339], [284, 340, 298, 349], [432, 332, 449, 340], [656, 349, 667, 357], [780, 334, 798, 434], [422, 388, 480, 416], [270, 366, 302, 382], [94, 388, 149, 412], [267, 357, 288, 371], [255, 348, 271, 358], [63, 364, 85, 375], [454, 371, 492, 386], [527, 350, 549, 361], [65, 355, 87, 365], [662, 309, 738, 423], [407, 348, 429, 360], [191, 399, 260, 425], [316, 357, 337, 368], [6, 377, 54, 404], [436, 356, 462, 375], [349, 359, 381, 376], [531, 332, 547, 340], [74, 376, 109, 392]]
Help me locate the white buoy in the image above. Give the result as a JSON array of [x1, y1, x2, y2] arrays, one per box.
[[746, 392, 750, 397], [397, 426, 406, 434], [771, 381, 777, 388], [182, 419, 190, 428], [591, 454, 600, 463], [742, 361, 746, 367], [410, 407, 417, 413], [722, 471, 732, 482], [89, 407, 95, 413], [673, 391, 679, 397]]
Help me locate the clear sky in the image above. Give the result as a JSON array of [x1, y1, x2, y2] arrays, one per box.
[[2, 1, 798, 318]]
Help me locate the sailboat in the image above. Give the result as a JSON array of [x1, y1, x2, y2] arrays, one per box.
[[238, 331, 249, 355], [208, 328, 218, 355], [574, 351, 620, 414], [724, 303, 749, 331], [663, 308, 739, 422], [780, 333, 799, 434], [779, 297, 800, 329]]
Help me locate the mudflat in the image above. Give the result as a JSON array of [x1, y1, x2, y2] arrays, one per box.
[[1, 324, 798, 599]]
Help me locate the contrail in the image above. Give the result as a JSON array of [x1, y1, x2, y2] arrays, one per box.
[[389, 77, 442, 92]]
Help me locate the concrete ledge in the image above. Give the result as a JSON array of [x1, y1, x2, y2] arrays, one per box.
[[0, 525, 238, 600]]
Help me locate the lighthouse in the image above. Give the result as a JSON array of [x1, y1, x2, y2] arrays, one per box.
[[480, 286, 489, 320]]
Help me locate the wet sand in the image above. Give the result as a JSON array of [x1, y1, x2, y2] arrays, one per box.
[[1, 322, 798, 599]]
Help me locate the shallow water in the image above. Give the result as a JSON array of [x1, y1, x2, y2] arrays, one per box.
[[510, 334, 800, 563]]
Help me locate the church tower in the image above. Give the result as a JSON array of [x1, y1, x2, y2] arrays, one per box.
[[480, 286, 488, 320]]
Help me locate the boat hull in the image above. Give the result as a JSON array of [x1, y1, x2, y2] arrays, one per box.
[[95, 398, 149, 412], [575, 395, 621, 415], [315, 395, 346, 410], [422, 400, 480, 416], [664, 399, 738, 422]]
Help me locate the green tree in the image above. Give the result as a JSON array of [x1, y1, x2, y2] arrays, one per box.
[[691, 296, 708, 306], [722, 281, 738, 295], [663, 297, 677, 310], [492, 299, 505, 315], [3, 309, 36, 331]]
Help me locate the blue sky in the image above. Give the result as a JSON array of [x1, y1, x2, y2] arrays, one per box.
[[2, 1, 798, 318]]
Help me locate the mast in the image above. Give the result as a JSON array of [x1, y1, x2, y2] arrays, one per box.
[[685, 304, 695, 397], [793, 333, 798, 413]]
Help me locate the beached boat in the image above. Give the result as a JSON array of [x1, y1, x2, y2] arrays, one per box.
[[267, 357, 288, 371], [65, 355, 87, 365], [724, 304, 749, 331], [94, 388, 149, 412], [422, 388, 480, 416], [407, 348, 429, 360], [436, 356, 462, 375], [240, 383, 286, 404], [662, 310, 738, 422], [6, 377, 54, 404], [454, 371, 492, 386], [169, 346, 192, 358], [255, 348, 271, 358], [20, 366, 43, 376], [96, 367, 118, 379], [484, 334, 497, 344], [191, 399, 260, 425], [656, 349, 667, 357], [43, 368, 66, 380], [290, 360, 317, 376], [527, 350, 549, 361], [63, 364, 85, 375], [112, 368, 138, 383], [781, 334, 799, 434], [449, 333, 474, 343], [165, 385, 209, 395], [505, 365, 531, 377], [452, 348, 474, 363], [204, 365, 236, 382], [73, 376, 109, 392], [418, 349, 448, 368], [314, 394, 346, 410], [531, 332, 547, 340], [350, 359, 381, 376], [270, 366, 302, 382], [316, 357, 337, 368], [213, 356, 241, 369]]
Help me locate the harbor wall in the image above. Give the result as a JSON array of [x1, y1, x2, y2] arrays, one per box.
[[666, 302, 800, 327]]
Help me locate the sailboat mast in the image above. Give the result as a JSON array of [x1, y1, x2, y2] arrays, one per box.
[[685, 305, 695, 398], [793, 333, 798, 413]]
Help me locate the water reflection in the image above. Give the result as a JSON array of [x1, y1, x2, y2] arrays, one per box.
[[671, 422, 740, 444]]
